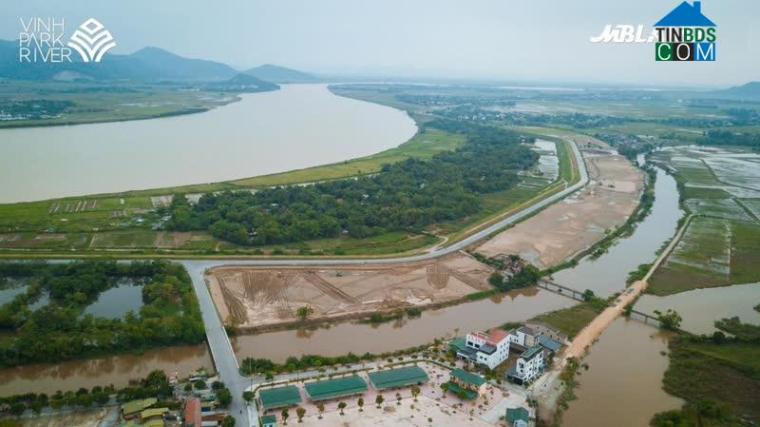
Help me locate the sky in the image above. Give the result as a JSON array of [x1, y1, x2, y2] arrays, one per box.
[[3, 0, 759, 87]]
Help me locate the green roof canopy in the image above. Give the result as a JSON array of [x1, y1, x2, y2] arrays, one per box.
[[261, 414, 277, 423], [258, 385, 302, 410], [368, 366, 429, 390], [507, 407, 530, 423], [451, 368, 486, 387], [122, 397, 157, 415], [305, 375, 368, 402]]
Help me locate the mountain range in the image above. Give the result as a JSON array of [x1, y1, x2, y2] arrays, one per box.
[[0, 40, 316, 85]]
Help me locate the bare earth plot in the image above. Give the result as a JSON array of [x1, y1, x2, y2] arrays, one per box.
[[476, 146, 644, 269], [207, 254, 493, 330]]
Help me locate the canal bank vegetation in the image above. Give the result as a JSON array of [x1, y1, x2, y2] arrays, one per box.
[[0, 261, 204, 367], [653, 318, 760, 425], [529, 296, 608, 340]]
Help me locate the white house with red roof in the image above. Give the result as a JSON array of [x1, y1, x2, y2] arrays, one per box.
[[459, 328, 511, 369]]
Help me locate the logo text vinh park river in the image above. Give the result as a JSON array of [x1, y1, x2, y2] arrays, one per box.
[[18, 17, 116, 63], [590, 0, 716, 62]]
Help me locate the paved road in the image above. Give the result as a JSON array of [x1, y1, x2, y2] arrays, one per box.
[[180, 139, 589, 426]]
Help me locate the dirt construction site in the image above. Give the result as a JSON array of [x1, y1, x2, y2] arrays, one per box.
[[476, 143, 644, 269], [207, 254, 493, 330]]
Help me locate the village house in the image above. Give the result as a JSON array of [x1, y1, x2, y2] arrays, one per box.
[[447, 368, 487, 399], [455, 328, 511, 369], [507, 345, 545, 385]]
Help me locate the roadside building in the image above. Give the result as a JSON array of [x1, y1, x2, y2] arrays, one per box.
[[260, 414, 278, 427], [447, 368, 486, 399], [507, 345, 545, 385], [506, 407, 531, 427], [183, 398, 202, 427], [304, 375, 368, 402], [122, 398, 158, 420], [140, 407, 169, 424], [538, 335, 563, 356], [368, 366, 429, 391], [457, 328, 511, 369], [526, 323, 566, 343], [513, 326, 539, 348], [257, 385, 302, 412]]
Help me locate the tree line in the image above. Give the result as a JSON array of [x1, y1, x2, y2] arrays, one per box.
[[164, 120, 538, 246], [0, 261, 205, 367]]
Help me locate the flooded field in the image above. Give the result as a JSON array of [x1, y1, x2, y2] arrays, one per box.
[[563, 318, 683, 427], [0, 344, 212, 395], [636, 282, 760, 334], [0, 84, 416, 202], [232, 288, 573, 362]]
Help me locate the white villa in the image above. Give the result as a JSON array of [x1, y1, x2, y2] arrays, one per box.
[[456, 329, 511, 369], [507, 345, 545, 385]]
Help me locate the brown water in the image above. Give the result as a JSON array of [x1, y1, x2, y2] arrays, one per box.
[[0, 84, 416, 203], [563, 318, 683, 427], [232, 288, 574, 362], [636, 282, 760, 334], [0, 344, 213, 395]]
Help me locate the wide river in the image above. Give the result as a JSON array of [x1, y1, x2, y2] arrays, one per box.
[[0, 84, 416, 203]]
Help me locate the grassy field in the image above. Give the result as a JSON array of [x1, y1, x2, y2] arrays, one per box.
[[530, 302, 604, 339], [662, 338, 760, 422], [648, 146, 760, 295]]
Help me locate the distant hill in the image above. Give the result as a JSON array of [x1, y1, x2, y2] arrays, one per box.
[[708, 82, 760, 101], [244, 64, 317, 83], [0, 41, 240, 82], [202, 73, 279, 92]]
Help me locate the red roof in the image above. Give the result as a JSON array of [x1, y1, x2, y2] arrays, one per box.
[[487, 329, 509, 345], [184, 398, 202, 427]]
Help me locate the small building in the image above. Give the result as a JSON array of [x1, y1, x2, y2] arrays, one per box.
[[507, 345, 545, 385], [447, 368, 486, 399], [122, 398, 158, 420], [257, 385, 302, 411], [457, 329, 511, 369], [538, 335, 562, 355], [304, 375, 368, 402], [140, 407, 169, 423], [261, 414, 277, 427], [368, 366, 429, 391], [184, 398, 202, 427], [513, 326, 539, 348], [526, 323, 566, 343], [506, 407, 531, 427]]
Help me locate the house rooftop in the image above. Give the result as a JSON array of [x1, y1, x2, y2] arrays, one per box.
[[305, 375, 368, 402], [487, 328, 509, 345], [538, 336, 562, 352], [517, 326, 536, 336], [368, 366, 429, 390], [259, 385, 302, 410], [261, 414, 277, 423], [451, 368, 486, 387], [521, 345, 543, 361], [122, 398, 157, 415], [507, 407, 531, 423]]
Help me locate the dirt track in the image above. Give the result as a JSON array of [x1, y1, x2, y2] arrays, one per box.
[[207, 254, 493, 329], [476, 146, 644, 269]]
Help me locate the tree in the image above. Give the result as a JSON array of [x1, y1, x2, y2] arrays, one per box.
[[396, 392, 402, 405], [296, 406, 306, 423], [375, 394, 384, 408], [222, 415, 235, 427], [357, 397, 364, 412], [242, 390, 254, 403], [281, 408, 290, 425], [582, 289, 595, 302], [216, 388, 232, 408], [338, 401, 347, 415], [317, 402, 325, 419], [296, 305, 314, 321], [654, 309, 682, 331], [411, 385, 421, 402]]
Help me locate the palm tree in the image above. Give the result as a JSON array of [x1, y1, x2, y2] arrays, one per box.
[[411, 385, 421, 402], [317, 403, 325, 419], [296, 406, 306, 423], [375, 394, 384, 408], [357, 397, 365, 412], [338, 401, 347, 415], [281, 408, 290, 425]]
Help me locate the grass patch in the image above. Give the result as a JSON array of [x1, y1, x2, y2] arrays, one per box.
[[530, 302, 604, 339], [661, 338, 760, 422]]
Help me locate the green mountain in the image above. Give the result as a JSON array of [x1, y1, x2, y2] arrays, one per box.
[[202, 73, 279, 92], [0, 41, 239, 82], [244, 64, 317, 83], [709, 82, 760, 101]]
